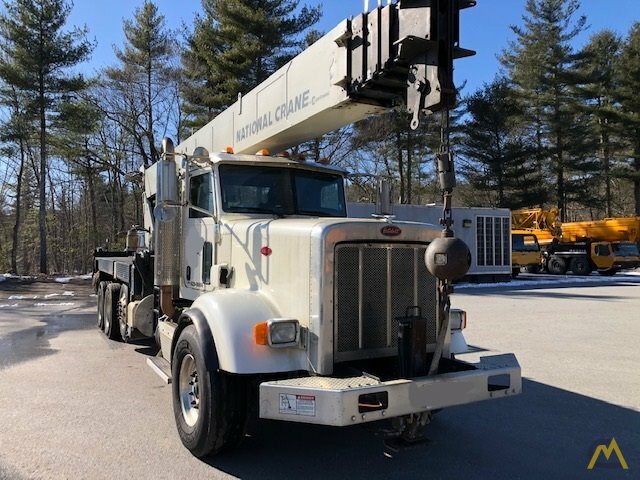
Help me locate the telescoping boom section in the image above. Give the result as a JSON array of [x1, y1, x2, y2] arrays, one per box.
[[177, 0, 475, 157]]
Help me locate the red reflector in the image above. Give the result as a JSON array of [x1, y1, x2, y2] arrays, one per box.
[[260, 246, 272, 256]]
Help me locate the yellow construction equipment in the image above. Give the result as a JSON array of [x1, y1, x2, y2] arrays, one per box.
[[511, 229, 542, 276], [511, 209, 621, 275]]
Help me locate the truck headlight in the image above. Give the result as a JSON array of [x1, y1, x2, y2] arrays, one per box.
[[254, 319, 299, 347], [269, 319, 298, 346]]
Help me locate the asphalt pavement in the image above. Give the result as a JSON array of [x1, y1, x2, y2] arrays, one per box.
[[0, 274, 638, 479]]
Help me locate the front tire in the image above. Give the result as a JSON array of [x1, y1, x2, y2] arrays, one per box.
[[172, 325, 248, 457], [598, 268, 617, 276]]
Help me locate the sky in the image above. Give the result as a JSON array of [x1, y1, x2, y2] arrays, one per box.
[[68, 0, 640, 94]]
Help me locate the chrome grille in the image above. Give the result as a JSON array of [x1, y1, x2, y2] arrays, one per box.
[[334, 243, 437, 362]]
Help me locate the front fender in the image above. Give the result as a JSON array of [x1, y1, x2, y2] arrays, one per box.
[[190, 289, 308, 374]]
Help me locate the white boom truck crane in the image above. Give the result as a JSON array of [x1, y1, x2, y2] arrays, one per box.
[[93, 0, 521, 457]]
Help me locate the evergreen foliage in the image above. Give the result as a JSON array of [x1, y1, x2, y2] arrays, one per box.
[[180, 0, 321, 130], [459, 78, 543, 209], [617, 22, 640, 215], [0, 0, 93, 273]]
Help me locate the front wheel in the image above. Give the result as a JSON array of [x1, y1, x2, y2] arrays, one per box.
[[172, 325, 248, 457], [598, 268, 617, 276]]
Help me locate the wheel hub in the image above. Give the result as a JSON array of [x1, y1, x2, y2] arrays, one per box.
[[179, 354, 200, 427]]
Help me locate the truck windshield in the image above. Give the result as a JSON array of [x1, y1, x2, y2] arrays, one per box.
[[219, 164, 346, 217], [512, 234, 539, 252], [613, 243, 640, 256]]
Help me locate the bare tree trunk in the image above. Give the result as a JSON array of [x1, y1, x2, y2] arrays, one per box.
[[11, 140, 25, 274], [635, 153, 640, 216], [396, 130, 404, 203], [86, 163, 99, 249], [38, 77, 48, 274]]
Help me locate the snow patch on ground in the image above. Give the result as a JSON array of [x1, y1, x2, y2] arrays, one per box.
[[33, 302, 76, 307], [8, 295, 39, 300], [54, 274, 92, 284], [43, 291, 75, 299], [0, 303, 19, 308], [457, 272, 640, 290]]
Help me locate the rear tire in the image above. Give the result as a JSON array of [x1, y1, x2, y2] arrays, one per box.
[[172, 325, 248, 457], [511, 268, 520, 278], [97, 281, 108, 330], [569, 257, 592, 276], [118, 284, 130, 341], [104, 283, 122, 340], [547, 256, 567, 275]]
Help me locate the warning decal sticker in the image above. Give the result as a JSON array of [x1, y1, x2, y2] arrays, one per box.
[[279, 393, 316, 416]]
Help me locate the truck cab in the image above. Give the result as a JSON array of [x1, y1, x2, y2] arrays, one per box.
[[511, 230, 541, 275], [611, 241, 640, 271], [93, 149, 521, 456]]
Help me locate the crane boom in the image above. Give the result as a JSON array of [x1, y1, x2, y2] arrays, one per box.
[[177, 0, 475, 157]]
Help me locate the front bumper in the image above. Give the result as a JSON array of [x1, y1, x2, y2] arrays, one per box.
[[259, 353, 521, 426]]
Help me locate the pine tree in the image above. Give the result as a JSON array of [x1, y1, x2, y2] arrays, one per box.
[[181, 0, 321, 127], [617, 22, 640, 215], [0, 0, 93, 274], [575, 30, 624, 217], [459, 78, 543, 209], [500, 0, 593, 220], [105, 1, 175, 166]]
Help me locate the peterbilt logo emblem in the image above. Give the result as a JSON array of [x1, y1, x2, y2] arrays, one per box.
[[381, 226, 402, 236]]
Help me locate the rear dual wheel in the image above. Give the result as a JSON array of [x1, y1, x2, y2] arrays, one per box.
[[118, 284, 130, 341], [547, 256, 567, 275], [569, 257, 592, 276], [103, 283, 122, 340], [97, 281, 108, 330]]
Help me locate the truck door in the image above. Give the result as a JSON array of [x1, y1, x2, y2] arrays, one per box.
[[183, 171, 217, 292]]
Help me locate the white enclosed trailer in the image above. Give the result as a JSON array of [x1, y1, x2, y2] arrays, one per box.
[[348, 203, 512, 282]]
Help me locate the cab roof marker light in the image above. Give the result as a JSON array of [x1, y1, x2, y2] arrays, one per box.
[[256, 149, 270, 156], [224, 146, 235, 154]]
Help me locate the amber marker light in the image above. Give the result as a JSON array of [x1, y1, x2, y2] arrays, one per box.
[[224, 146, 234, 154], [256, 149, 270, 156], [254, 322, 268, 345]]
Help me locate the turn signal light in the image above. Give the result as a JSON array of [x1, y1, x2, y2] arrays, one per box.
[[254, 322, 268, 345]]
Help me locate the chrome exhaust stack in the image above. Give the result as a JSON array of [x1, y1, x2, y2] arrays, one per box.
[[154, 138, 181, 318]]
